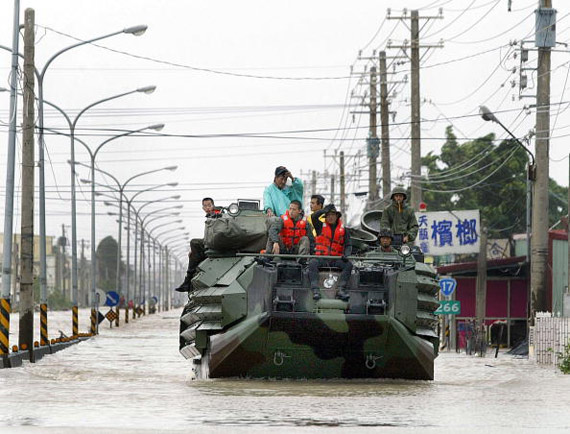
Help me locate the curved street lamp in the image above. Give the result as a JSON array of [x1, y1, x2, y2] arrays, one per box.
[[92, 181, 179, 311], [37, 91, 157, 334], [68, 124, 165, 322], [0, 25, 147, 317], [479, 105, 535, 262], [79, 164, 176, 307], [480, 105, 536, 340], [131, 198, 182, 313]]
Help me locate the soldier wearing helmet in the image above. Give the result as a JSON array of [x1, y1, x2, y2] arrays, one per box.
[[378, 229, 394, 252], [380, 186, 418, 244]]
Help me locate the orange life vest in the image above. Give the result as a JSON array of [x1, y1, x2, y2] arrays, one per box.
[[279, 211, 307, 248], [315, 219, 345, 256], [206, 208, 222, 218]]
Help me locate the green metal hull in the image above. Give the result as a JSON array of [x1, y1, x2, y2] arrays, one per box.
[[203, 312, 435, 380], [179, 226, 440, 381]]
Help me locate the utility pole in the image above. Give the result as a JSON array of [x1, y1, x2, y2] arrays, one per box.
[[340, 151, 346, 214], [387, 9, 443, 210], [531, 0, 555, 319], [19, 7, 35, 355], [61, 224, 67, 299], [367, 66, 379, 201], [11, 240, 19, 301], [311, 170, 317, 197], [410, 10, 422, 211], [330, 174, 335, 203], [1, 0, 21, 361], [80, 239, 86, 306], [476, 225, 488, 323], [379, 51, 391, 198]]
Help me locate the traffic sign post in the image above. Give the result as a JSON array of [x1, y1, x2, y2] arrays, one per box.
[[439, 277, 457, 297], [438, 277, 459, 352], [105, 291, 120, 307], [435, 300, 461, 315]]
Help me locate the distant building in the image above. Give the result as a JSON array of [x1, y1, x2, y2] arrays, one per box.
[[437, 228, 569, 349]]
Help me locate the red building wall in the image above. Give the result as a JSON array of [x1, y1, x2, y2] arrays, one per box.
[[486, 280, 508, 318], [455, 277, 475, 317], [510, 279, 528, 318]]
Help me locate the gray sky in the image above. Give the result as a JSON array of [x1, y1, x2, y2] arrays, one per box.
[[1, 0, 568, 262]]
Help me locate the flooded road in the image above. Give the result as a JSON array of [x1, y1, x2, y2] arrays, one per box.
[[2, 308, 570, 433]]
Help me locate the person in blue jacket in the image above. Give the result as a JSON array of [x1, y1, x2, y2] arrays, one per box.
[[263, 166, 304, 217]]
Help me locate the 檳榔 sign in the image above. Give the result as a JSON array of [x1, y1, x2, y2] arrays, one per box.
[[415, 210, 480, 256]]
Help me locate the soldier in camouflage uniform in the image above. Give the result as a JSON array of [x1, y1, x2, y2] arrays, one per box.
[[380, 186, 418, 244]]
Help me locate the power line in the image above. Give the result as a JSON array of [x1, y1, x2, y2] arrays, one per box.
[[38, 25, 351, 81]]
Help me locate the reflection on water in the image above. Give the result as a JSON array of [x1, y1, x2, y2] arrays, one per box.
[[2, 308, 570, 431]]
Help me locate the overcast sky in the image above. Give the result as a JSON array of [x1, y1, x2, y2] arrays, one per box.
[[1, 0, 569, 263]]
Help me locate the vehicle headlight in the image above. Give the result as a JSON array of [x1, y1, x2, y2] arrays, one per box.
[[228, 203, 240, 216], [400, 244, 411, 256]]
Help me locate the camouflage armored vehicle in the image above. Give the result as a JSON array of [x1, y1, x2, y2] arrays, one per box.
[[179, 200, 440, 380]]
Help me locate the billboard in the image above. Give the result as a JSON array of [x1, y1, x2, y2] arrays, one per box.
[[414, 210, 480, 256]]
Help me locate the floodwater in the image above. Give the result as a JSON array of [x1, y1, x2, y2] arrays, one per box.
[[2, 308, 570, 434]]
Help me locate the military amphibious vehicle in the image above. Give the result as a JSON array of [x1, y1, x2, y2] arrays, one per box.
[[179, 200, 440, 380]]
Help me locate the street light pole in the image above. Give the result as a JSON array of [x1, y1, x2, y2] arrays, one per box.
[[30, 91, 156, 335], [69, 124, 163, 333], [480, 105, 536, 340], [96, 183, 179, 317], [0, 2, 20, 338], [130, 198, 182, 315], [21, 25, 147, 334], [80, 165, 176, 319]]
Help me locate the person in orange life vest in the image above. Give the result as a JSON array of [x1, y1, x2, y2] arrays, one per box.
[[378, 229, 394, 253], [308, 204, 353, 301], [175, 197, 221, 292], [266, 200, 314, 256]]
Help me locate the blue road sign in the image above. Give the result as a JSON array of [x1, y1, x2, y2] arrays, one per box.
[[105, 291, 120, 307], [439, 277, 457, 297]]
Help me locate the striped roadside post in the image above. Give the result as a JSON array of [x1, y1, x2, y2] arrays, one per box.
[[115, 306, 120, 327], [40, 303, 48, 346], [72, 305, 78, 337], [0, 298, 10, 357], [90, 308, 97, 335]]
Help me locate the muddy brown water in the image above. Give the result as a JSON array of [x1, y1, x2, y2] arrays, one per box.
[[2, 308, 570, 433]]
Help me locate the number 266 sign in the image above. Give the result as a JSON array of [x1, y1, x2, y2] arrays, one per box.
[[434, 300, 461, 315]]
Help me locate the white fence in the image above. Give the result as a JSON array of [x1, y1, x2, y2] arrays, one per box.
[[531, 314, 570, 366]]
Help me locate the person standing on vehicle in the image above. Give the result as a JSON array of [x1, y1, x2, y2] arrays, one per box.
[[266, 200, 313, 256], [380, 186, 418, 244], [308, 204, 352, 301], [175, 197, 220, 292], [263, 166, 304, 217]]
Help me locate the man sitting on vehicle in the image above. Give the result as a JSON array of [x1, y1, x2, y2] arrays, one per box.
[[266, 200, 313, 256], [308, 204, 353, 301], [378, 229, 394, 253], [175, 197, 221, 292]]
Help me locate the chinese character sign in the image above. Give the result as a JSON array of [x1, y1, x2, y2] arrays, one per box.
[[414, 210, 480, 255]]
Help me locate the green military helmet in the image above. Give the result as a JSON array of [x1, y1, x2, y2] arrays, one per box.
[[390, 186, 408, 201]]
